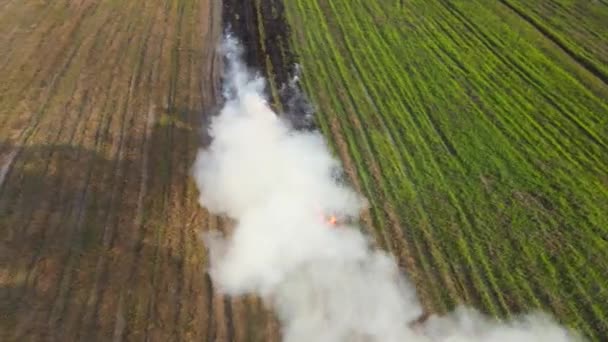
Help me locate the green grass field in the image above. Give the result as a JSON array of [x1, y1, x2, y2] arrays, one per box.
[[282, 0, 608, 339]]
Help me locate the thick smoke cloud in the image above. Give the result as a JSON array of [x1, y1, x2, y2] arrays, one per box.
[[192, 35, 583, 342]]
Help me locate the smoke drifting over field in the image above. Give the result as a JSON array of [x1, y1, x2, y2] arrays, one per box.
[[192, 35, 582, 342]]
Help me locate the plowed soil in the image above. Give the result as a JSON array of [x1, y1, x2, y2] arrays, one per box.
[[0, 1, 280, 340]]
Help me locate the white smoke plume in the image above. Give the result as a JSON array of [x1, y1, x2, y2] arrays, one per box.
[[192, 34, 583, 342]]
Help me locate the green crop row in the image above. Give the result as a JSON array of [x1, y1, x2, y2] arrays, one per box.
[[498, 0, 608, 84]]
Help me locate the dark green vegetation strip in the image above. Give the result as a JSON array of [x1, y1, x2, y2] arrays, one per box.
[[282, 0, 608, 340]]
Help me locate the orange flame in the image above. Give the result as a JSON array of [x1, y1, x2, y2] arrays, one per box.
[[328, 215, 338, 225]]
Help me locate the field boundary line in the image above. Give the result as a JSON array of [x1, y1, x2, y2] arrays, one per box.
[[497, 0, 608, 86]]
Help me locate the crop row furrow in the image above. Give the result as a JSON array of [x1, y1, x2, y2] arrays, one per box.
[[438, 0, 608, 164], [304, 0, 498, 312], [289, 0, 448, 310], [347, 0, 514, 315], [498, 0, 608, 85]]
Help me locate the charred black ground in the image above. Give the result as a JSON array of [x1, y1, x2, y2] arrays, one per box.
[[221, 0, 316, 130]]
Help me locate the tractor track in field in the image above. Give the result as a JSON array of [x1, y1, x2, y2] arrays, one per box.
[[0, 149, 17, 192], [497, 0, 608, 86]]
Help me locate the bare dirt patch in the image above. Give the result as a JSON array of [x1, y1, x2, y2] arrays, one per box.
[[0, 1, 224, 340]]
